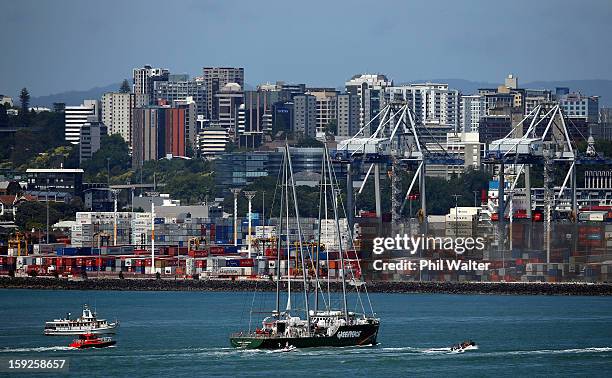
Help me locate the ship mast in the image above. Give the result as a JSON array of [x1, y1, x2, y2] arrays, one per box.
[[285, 152, 292, 312], [324, 146, 349, 321], [314, 149, 325, 313], [286, 145, 311, 332], [275, 152, 286, 316]]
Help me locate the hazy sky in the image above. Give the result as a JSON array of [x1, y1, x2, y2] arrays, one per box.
[[2, 0, 611, 98]]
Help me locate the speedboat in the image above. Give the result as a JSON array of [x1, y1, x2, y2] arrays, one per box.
[[69, 333, 116, 349], [44, 305, 119, 336], [450, 340, 477, 352]]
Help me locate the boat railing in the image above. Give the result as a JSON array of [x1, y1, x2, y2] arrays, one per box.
[[230, 332, 279, 339]]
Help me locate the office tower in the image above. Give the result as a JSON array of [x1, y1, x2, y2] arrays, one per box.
[[153, 76, 206, 117], [203, 67, 244, 120], [101, 92, 134, 145], [172, 97, 198, 152], [214, 83, 244, 140], [132, 104, 193, 167], [133, 65, 169, 105], [65, 100, 100, 144], [292, 94, 317, 138]]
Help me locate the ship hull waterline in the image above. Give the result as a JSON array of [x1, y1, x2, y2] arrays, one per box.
[[230, 323, 379, 349]]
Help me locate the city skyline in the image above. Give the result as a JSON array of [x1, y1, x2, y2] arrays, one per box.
[[2, 0, 612, 98]]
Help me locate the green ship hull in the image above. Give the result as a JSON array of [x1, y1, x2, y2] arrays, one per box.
[[230, 323, 379, 349]]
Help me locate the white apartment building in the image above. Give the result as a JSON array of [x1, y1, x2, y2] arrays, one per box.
[[101, 92, 133, 145], [558, 92, 599, 122], [307, 89, 338, 134], [345, 74, 392, 136], [461, 95, 485, 132], [198, 126, 229, 155], [386, 83, 460, 131], [65, 100, 99, 145]]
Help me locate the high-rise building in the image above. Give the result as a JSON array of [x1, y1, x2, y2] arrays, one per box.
[[345, 74, 392, 136], [292, 94, 317, 138], [203, 67, 244, 120], [214, 83, 244, 140], [336, 93, 360, 137], [386, 83, 460, 131], [172, 97, 198, 152], [79, 116, 108, 163], [307, 88, 338, 135], [132, 104, 194, 167], [133, 65, 169, 106], [65, 100, 100, 145], [101, 92, 134, 145], [153, 76, 206, 117], [461, 95, 485, 133]]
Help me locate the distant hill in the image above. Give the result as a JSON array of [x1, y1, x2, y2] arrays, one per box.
[[30, 79, 612, 108], [30, 82, 122, 107]]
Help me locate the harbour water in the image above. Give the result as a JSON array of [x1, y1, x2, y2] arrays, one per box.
[[1, 290, 611, 377]]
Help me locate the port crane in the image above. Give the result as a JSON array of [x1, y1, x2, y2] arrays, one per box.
[[334, 101, 463, 231], [484, 103, 612, 262]]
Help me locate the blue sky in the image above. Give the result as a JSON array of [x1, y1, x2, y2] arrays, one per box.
[[2, 0, 611, 98]]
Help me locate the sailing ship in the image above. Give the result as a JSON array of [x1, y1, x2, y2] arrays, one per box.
[[230, 145, 379, 349]]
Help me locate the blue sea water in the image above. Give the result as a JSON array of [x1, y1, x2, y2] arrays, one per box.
[[0, 289, 611, 377]]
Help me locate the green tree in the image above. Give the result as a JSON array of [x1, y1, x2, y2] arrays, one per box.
[[294, 137, 324, 148], [82, 134, 131, 182], [325, 120, 338, 135], [1, 111, 66, 167], [119, 79, 131, 93]]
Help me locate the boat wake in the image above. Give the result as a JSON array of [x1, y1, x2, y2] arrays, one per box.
[[0, 346, 75, 353], [490, 347, 612, 356]]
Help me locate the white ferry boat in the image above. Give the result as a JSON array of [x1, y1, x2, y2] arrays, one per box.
[[44, 305, 119, 336]]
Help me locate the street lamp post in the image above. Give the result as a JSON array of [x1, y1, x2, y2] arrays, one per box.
[[244, 191, 256, 258], [230, 189, 241, 246], [452, 194, 461, 236]]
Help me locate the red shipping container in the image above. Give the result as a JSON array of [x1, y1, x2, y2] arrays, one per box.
[[210, 246, 224, 255], [240, 258, 255, 267]]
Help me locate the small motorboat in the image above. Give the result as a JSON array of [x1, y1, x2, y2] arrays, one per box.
[[69, 333, 116, 349], [450, 340, 477, 352], [270, 342, 297, 353]]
